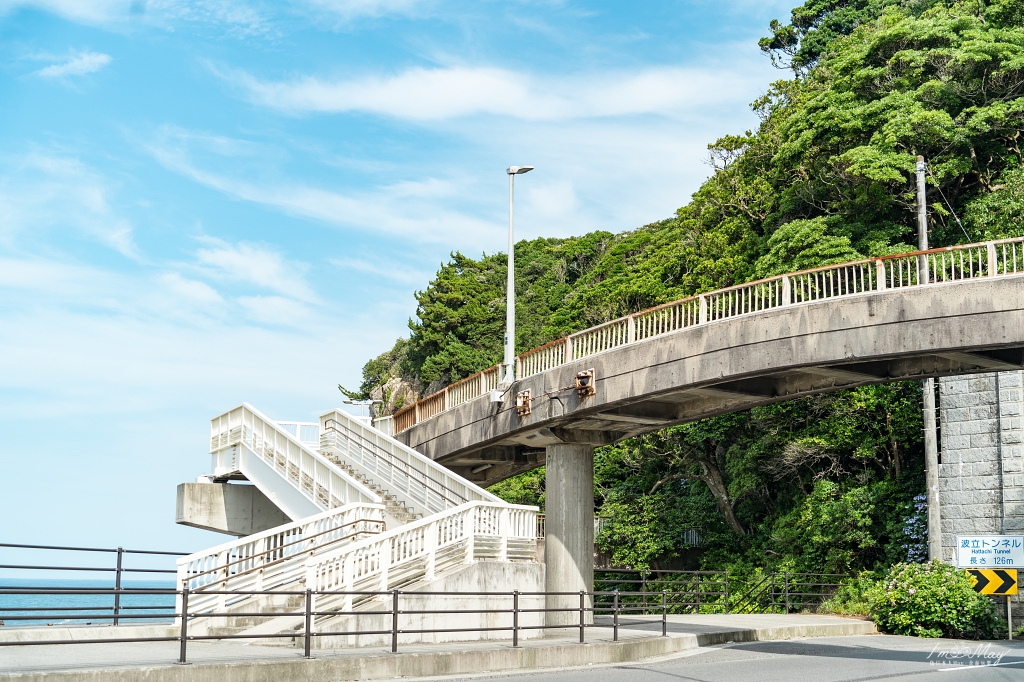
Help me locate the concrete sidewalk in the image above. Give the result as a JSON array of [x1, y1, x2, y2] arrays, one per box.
[[0, 614, 877, 681]]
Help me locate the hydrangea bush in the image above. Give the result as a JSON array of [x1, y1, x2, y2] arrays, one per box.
[[868, 561, 1003, 638]]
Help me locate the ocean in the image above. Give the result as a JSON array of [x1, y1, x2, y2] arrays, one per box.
[[0, 579, 177, 627]]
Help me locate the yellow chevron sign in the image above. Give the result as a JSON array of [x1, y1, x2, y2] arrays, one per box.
[[967, 568, 1018, 595]]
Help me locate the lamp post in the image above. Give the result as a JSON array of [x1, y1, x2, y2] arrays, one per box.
[[503, 165, 534, 386], [343, 399, 384, 419]]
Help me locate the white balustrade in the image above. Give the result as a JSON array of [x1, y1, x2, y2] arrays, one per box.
[[319, 409, 502, 517], [210, 404, 380, 512], [307, 501, 538, 629], [392, 237, 1024, 433], [177, 502, 386, 616]]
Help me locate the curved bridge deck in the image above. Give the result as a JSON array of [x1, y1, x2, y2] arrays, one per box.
[[394, 239, 1024, 485]]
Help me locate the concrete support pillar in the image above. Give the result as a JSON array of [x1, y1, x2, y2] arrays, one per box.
[[544, 443, 594, 626]]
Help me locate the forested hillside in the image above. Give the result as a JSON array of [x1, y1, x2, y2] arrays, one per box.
[[342, 0, 1024, 575]]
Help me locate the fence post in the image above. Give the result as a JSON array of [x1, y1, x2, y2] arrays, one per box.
[[627, 315, 636, 343], [579, 590, 586, 644], [565, 336, 573, 363], [391, 589, 399, 654], [771, 573, 776, 613], [695, 574, 701, 614], [781, 275, 791, 306], [178, 587, 189, 665], [513, 590, 520, 648], [304, 588, 313, 659], [784, 572, 790, 613], [613, 590, 620, 642], [699, 295, 708, 324], [662, 590, 668, 637], [724, 572, 729, 614], [642, 570, 647, 615], [113, 547, 123, 626], [989, 242, 999, 277], [875, 260, 886, 291]]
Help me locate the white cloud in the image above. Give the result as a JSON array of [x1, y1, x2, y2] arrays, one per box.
[[0, 0, 131, 25], [35, 51, 112, 78], [195, 238, 318, 302], [298, 0, 427, 21], [0, 0, 271, 35], [0, 152, 139, 258], [221, 61, 765, 121], [142, 129, 500, 247], [160, 272, 224, 304], [330, 255, 433, 286]]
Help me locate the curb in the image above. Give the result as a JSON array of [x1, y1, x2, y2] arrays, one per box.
[[0, 619, 876, 681]]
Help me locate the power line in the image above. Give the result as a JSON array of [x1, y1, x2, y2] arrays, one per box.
[[925, 164, 972, 242]]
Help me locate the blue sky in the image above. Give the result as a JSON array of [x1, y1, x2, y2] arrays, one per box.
[[0, 0, 794, 559]]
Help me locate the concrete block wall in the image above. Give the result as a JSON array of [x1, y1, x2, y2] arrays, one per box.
[[939, 372, 1024, 622]]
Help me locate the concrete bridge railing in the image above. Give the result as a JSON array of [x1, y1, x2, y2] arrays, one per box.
[[393, 237, 1024, 435]]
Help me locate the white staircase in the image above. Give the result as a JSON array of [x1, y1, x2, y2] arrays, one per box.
[[210, 404, 381, 521], [177, 502, 387, 635], [318, 408, 504, 523], [186, 403, 540, 647]]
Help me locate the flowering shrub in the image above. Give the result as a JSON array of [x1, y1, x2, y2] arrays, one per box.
[[869, 561, 1003, 638]]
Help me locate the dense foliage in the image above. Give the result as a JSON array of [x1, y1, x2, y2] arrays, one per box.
[[345, 0, 1024, 576], [869, 561, 1004, 637]]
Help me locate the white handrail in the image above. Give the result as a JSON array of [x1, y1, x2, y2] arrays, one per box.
[[307, 500, 538, 627], [210, 403, 381, 512], [177, 502, 386, 616], [394, 236, 1024, 433], [319, 408, 503, 517]]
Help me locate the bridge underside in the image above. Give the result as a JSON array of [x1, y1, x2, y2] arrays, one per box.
[[397, 277, 1024, 487]]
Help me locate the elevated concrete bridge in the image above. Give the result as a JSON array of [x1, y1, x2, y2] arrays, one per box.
[[389, 237, 1024, 615], [395, 240, 1024, 483]]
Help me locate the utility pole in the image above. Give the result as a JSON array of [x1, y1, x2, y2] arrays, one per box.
[[918, 155, 942, 562]]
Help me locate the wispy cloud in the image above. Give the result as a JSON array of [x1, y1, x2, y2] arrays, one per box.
[[299, 0, 429, 21], [0, 0, 131, 25], [1, 0, 272, 35], [330, 255, 433, 286], [0, 152, 139, 258], [218, 61, 764, 121], [35, 51, 112, 78], [141, 127, 499, 246], [195, 237, 318, 302]]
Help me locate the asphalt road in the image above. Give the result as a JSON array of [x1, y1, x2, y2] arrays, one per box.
[[444, 636, 1024, 682]]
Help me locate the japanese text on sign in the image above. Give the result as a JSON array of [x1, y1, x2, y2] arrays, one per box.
[[956, 535, 1024, 568]]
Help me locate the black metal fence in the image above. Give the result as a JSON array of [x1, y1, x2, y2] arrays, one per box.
[[595, 569, 730, 614], [0, 542, 186, 626], [728, 572, 852, 614], [596, 569, 851, 615], [0, 584, 670, 663]]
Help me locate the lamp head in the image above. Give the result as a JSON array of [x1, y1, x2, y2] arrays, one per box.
[[507, 166, 534, 175]]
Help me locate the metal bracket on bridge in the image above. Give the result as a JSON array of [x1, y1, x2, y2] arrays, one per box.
[[575, 369, 596, 397], [516, 389, 532, 416]]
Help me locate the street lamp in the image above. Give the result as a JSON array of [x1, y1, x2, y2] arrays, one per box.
[[503, 165, 534, 386], [343, 399, 384, 419]]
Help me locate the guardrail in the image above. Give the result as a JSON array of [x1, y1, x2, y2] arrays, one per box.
[[0, 585, 669, 662], [319, 408, 502, 517], [393, 236, 1024, 434], [0, 542, 186, 626], [728, 572, 852, 614], [595, 569, 729, 614], [210, 403, 380, 512], [308, 501, 539, 621], [177, 503, 386, 618]]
